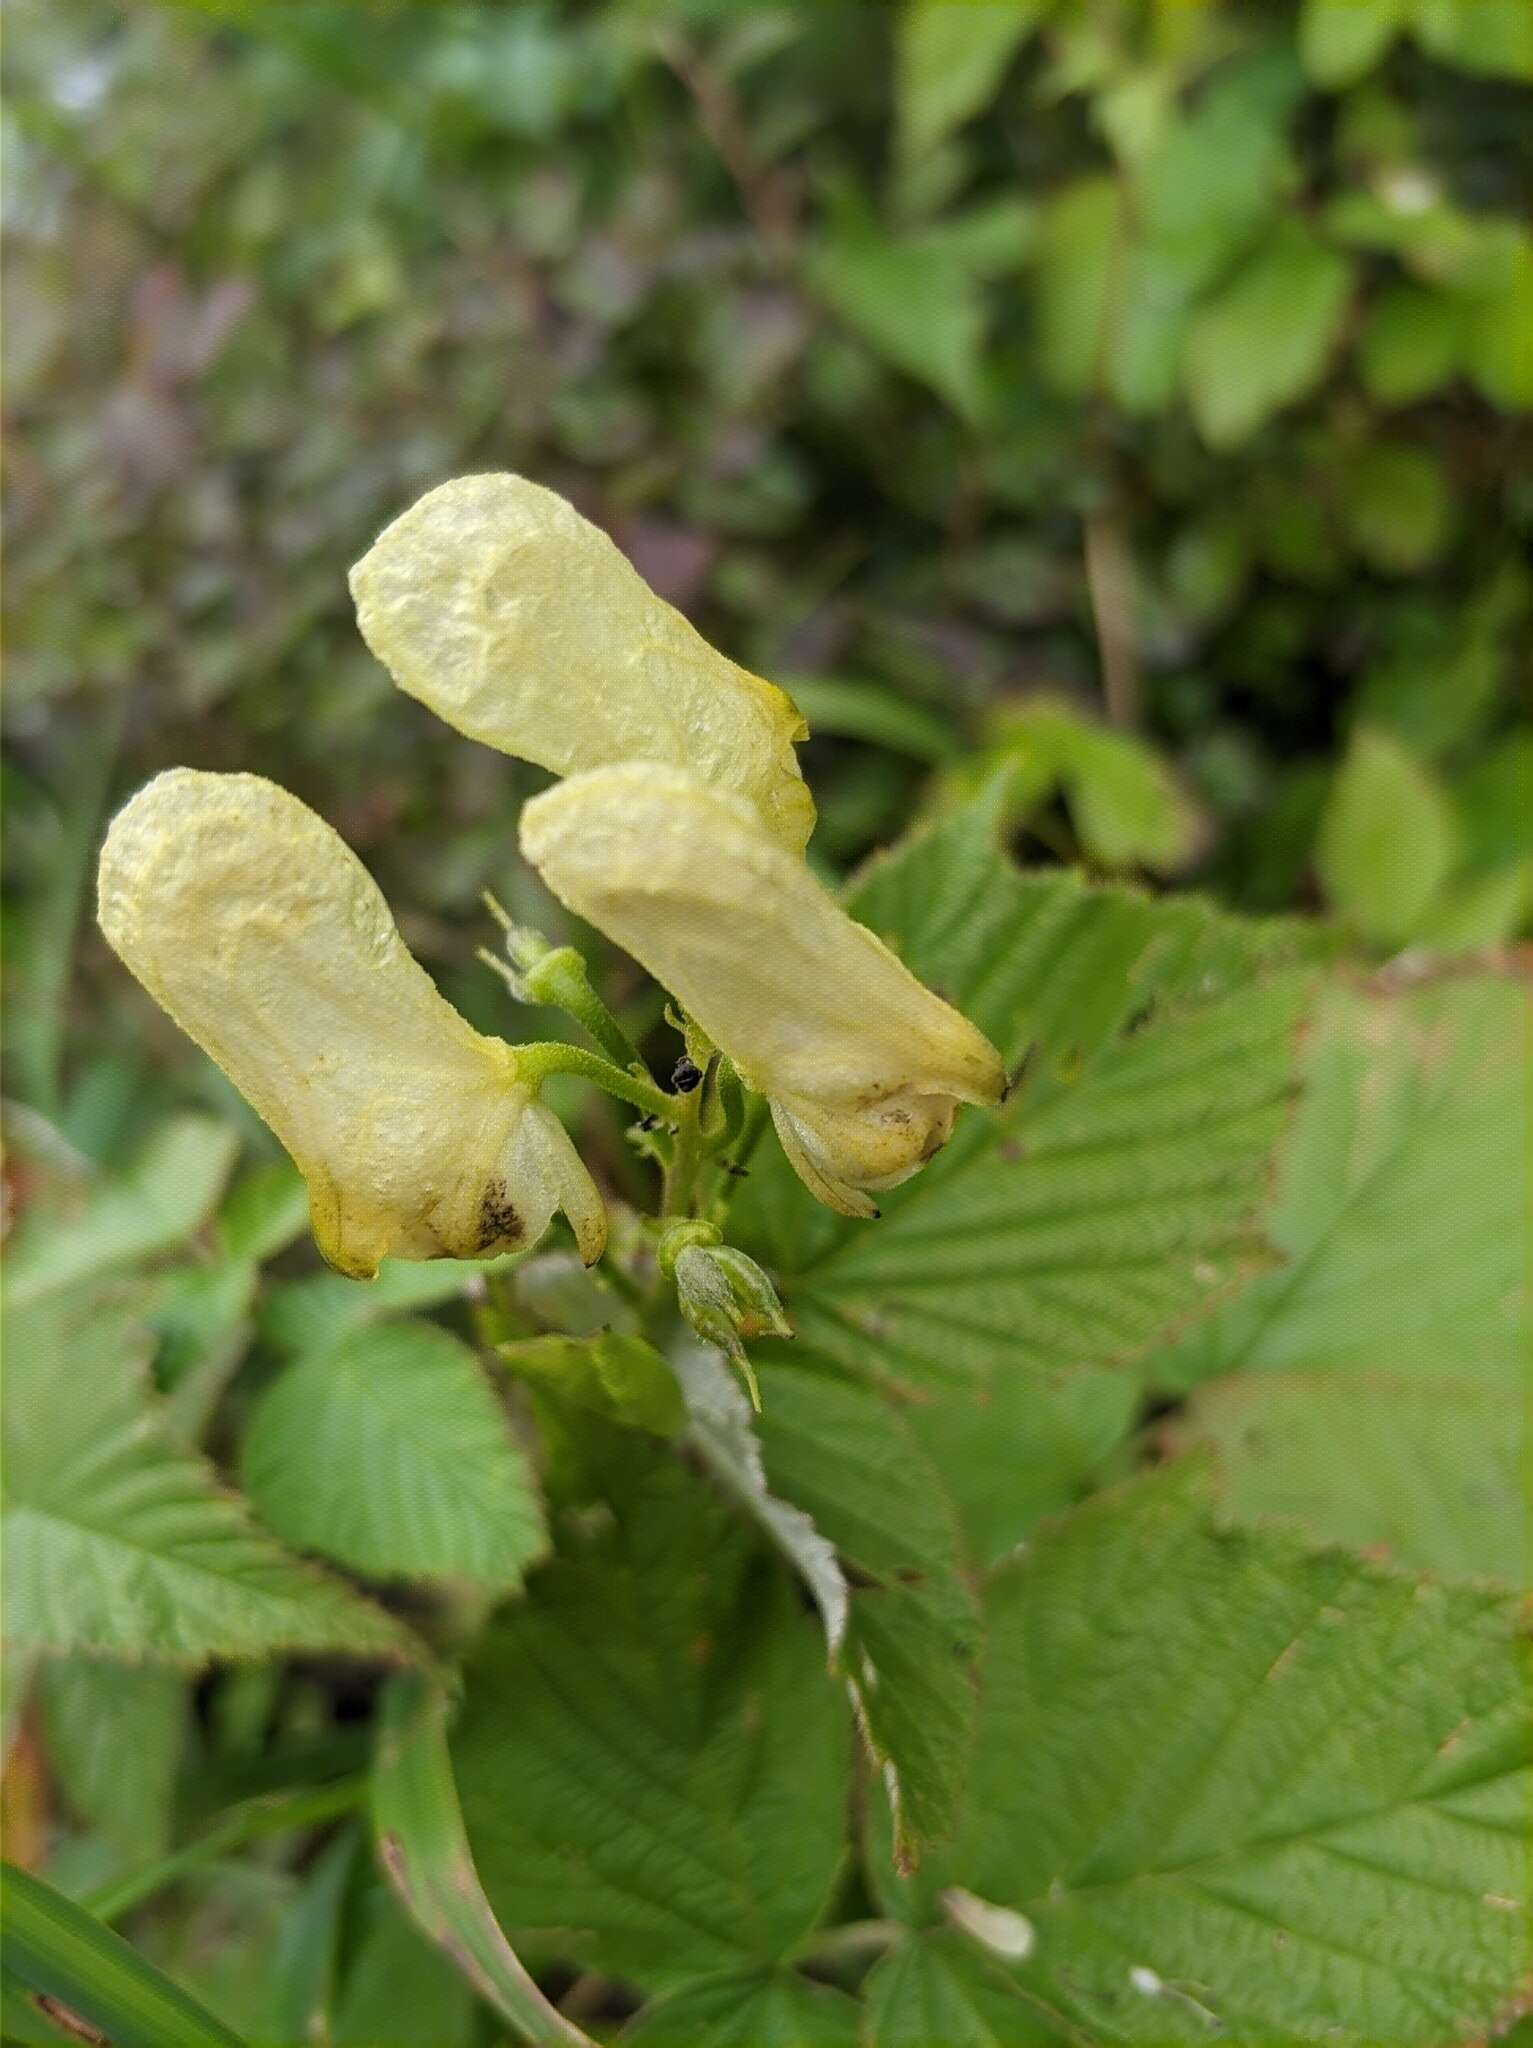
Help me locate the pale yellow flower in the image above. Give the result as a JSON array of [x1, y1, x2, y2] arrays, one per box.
[[520, 764, 1005, 1216], [97, 769, 605, 1278], [349, 473, 815, 854]]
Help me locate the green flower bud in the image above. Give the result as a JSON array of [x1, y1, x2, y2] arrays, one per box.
[[668, 1232, 792, 1410]]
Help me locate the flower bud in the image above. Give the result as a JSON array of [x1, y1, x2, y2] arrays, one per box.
[[664, 1227, 791, 1406], [98, 769, 605, 1278], [519, 764, 1005, 1215], [350, 473, 815, 853]]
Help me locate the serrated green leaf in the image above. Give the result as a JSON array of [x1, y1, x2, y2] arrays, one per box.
[[5, 1115, 240, 1307], [243, 1319, 546, 1591], [729, 791, 1312, 1858], [870, 1464, 1533, 2046], [498, 1329, 686, 1436], [2, 1286, 416, 1667], [895, 0, 1045, 164], [627, 1966, 862, 2045], [1184, 222, 1352, 446], [41, 1658, 185, 1861], [671, 1338, 848, 1660], [739, 789, 1314, 1395], [1160, 976, 1530, 1582], [453, 1460, 851, 1993], [863, 1933, 1067, 2044], [1316, 726, 1457, 944], [755, 1358, 981, 1860]]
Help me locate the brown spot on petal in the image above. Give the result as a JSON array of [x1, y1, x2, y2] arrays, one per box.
[[476, 1182, 522, 1252]]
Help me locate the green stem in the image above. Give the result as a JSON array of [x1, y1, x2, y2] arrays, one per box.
[[711, 1092, 771, 1216], [515, 1042, 672, 1121], [660, 1086, 704, 1217], [526, 952, 646, 1073], [481, 900, 646, 1073], [83, 1779, 365, 1924]]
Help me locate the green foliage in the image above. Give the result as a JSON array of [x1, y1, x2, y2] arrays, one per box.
[[372, 1678, 591, 2046], [895, 1, 1045, 167], [1, 1862, 244, 2048], [5, 0, 1532, 2037], [2, 1283, 418, 1666], [40, 1660, 185, 1861], [1315, 725, 1458, 943], [242, 1319, 547, 1590], [1161, 974, 1530, 1583], [452, 1460, 851, 1993], [498, 1328, 687, 1436], [718, 789, 1321, 1863], [5, 1115, 239, 1307], [6, 0, 1528, 952], [870, 1463, 1533, 2046], [627, 1968, 862, 2046], [1183, 222, 1353, 448]]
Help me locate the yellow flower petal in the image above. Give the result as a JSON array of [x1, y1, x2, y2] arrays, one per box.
[[350, 473, 815, 854], [98, 769, 605, 1278], [519, 764, 1004, 1212]]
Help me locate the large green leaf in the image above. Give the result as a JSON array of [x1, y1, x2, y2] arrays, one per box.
[[863, 1934, 1066, 2045], [626, 1967, 861, 2045], [1161, 974, 1530, 1582], [671, 1338, 848, 1659], [727, 789, 1315, 1858], [738, 788, 1314, 1444], [754, 1357, 981, 1864], [869, 1464, 1533, 2046], [2, 1285, 416, 1666], [242, 1318, 546, 1591], [453, 1459, 851, 1994]]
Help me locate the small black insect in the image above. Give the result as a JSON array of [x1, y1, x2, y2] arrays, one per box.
[[637, 1113, 661, 1132], [671, 1056, 703, 1093]]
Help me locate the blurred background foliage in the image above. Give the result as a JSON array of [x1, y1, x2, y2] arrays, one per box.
[[6, 0, 1532, 1157]]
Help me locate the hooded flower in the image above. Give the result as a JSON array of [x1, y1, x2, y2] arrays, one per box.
[[349, 473, 815, 855], [519, 764, 1005, 1216], [97, 769, 605, 1278]]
